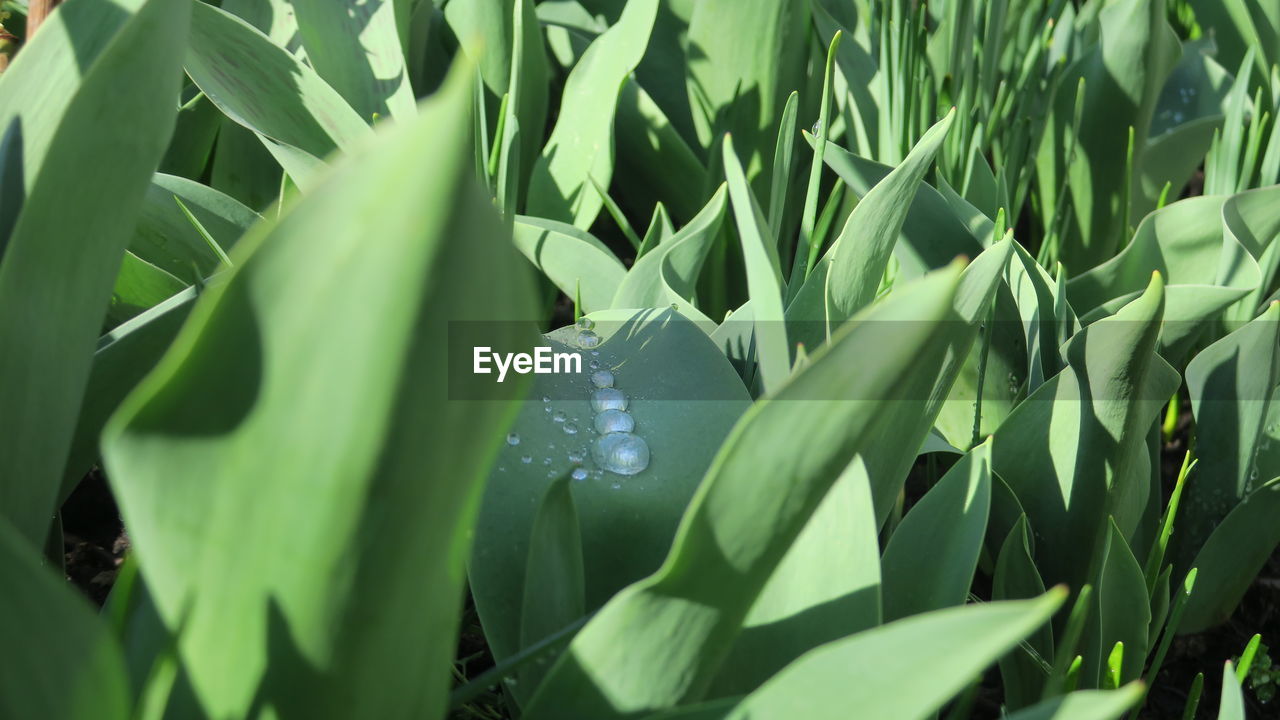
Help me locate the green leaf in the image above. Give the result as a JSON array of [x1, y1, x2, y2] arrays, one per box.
[[526, 0, 659, 228], [0, 516, 130, 720], [611, 185, 728, 319], [684, 0, 810, 186], [1002, 685, 1144, 720], [518, 475, 586, 695], [521, 265, 967, 719], [291, 0, 416, 121], [470, 309, 752, 666], [882, 438, 992, 621], [61, 291, 196, 508], [186, 2, 371, 189], [995, 515, 1054, 710], [1068, 194, 1257, 363], [1180, 477, 1280, 632], [0, 0, 190, 546], [992, 273, 1179, 591], [724, 135, 789, 393], [1086, 520, 1150, 688], [132, 174, 260, 282], [1175, 303, 1280, 567], [826, 111, 955, 322], [709, 456, 882, 695], [1216, 661, 1247, 720], [1035, 0, 1181, 270], [102, 65, 536, 719], [512, 215, 626, 313], [108, 252, 188, 327], [723, 592, 1067, 720]]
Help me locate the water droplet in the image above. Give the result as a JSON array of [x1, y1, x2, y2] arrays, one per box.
[[506, 432, 520, 446], [591, 369, 615, 388], [543, 457, 552, 465], [594, 409, 636, 434], [542, 396, 551, 403], [591, 350, 600, 356], [811, 120, 822, 135], [564, 423, 579, 435], [552, 410, 567, 423], [589, 359, 601, 370], [575, 316, 595, 330], [520, 455, 533, 464], [568, 451, 584, 464], [571, 467, 589, 481], [576, 330, 601, 348], [591, 388, 628, 413], [591, 432, 650, 475], [611, 482, 622, 490], [547, 469, 557, 478]]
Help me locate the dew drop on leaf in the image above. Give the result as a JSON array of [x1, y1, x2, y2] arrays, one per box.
[[590, 388, 628, 413], [594, 409, 635, 434], [591, 369, 615, 388], [591, 432, 650, 476]]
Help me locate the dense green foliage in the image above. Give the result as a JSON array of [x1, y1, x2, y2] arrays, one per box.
[[1, 0, 1279, 718]]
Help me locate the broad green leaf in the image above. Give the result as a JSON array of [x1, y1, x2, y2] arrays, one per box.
[[724, 136, 789, 393], [132, 174, 260, 282], [108, 252, 187, 326], [526, 0, 659, 228], [470, 309, 752, 665], [611, 184, 727, 319], [61, 291, 196, 506], [614, 78, 710, 224], [103, 66, 536, 719], [1035, 0, 1180, 270], [0, 0, 190, 546], [186, 2, 371, 189], [1189, 0, 1279, 72], [1068, 194, 1256, 362], [827, 111, 954, 321], [882, 439, 992, 621], [512, 215, 626, 313], [1085, 520, 1149, 688], [292, 0, 416, 121], [0, 516, 130, 720], [995, 515, 1054, 710], [1181, 477, 1280, 632], [210, 118, 283, 211], [992, 274, 1179, 591], [710, 457, 882, 695], [506, 0, 549, 200], [518, 474, 586, 696], [521, 265, 966, 719], [813, 137, 983, 282], [684, 0, 810, 186], [1003, 685, 1144, 720], [160, 88, 221, 180], [723, 592, 1066, 720], [1220, 185, 1280, 325], [1175, 303, 1280, 568]]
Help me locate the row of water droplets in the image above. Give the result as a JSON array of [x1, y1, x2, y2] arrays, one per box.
[[578, 317, 650, 479], [501, 317, 650, 485]]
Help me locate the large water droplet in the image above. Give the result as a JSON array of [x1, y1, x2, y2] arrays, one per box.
[[811, 120, 822, 135], [575, 316, 595, 331], [594, 409, 635, 434], [506, 432, 520, 446], [591, 370, 615, 388], [576, 330, 601, 348], [571, 467, 589, 481], [591, 432, 650, 476], [591, 388, 628, 413]]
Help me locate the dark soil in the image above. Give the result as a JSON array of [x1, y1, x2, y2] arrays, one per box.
[[61, 467, 127, 607]]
